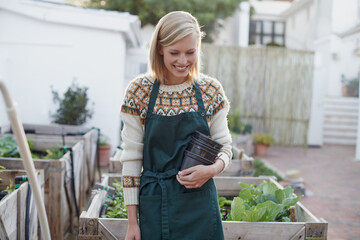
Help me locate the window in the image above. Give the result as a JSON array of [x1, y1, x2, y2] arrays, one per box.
[[249, 20, 286, 46]]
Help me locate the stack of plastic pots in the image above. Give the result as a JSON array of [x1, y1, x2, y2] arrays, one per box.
[[180, 131, 223, 171]]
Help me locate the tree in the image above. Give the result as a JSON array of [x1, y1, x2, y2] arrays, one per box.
[[78, 0, 244, 42]]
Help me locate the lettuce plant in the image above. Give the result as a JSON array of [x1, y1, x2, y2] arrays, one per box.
[[230, 181, 302, 222]]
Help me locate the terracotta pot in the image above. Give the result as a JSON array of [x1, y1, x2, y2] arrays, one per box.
[[254, 143, 269, 157], [98, 145, 111, 167], [342, 85, 349, 97]]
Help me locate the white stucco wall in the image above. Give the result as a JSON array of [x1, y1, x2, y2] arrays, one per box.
[[284, 1, 316, 50], [332, 0, 359, 33], [0, 8, 131, 148]]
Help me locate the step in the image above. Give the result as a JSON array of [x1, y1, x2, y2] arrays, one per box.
[[324, 97, 359, 105], [323, 137, 356, 145], [323, 110, 358, 118], [323, 118, 358, 126], [323, 124, 357, 132], [323, 130, 357, 139], [324, 105, 359, 112]]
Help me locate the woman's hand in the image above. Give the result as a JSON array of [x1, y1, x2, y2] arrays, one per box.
[[125, 205, 141, 240], [125, 223, 141, 240], [176, 159, 225, 189]]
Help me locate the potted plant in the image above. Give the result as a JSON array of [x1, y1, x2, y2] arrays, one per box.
[[341, 75, 359, 97], [50, 81, 93, 125], [228, 110, 253, 155], [253, 133, 274, 157], [99, 134, 111, 167]]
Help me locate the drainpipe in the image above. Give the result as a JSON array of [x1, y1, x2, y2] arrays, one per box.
[[0, 79, 51, 240], [356, 70, 360, 161]]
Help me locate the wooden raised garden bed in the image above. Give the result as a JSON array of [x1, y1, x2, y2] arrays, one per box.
[[0, 169, 44, 240], [0, 139, 86, 240], [2, 123, 100, 190], [79, 175, 327, 240]]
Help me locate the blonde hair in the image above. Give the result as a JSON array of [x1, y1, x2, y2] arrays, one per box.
[[148, 11, 205, 84]]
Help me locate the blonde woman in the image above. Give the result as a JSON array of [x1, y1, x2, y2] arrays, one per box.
[[120, 11, 232, 240]]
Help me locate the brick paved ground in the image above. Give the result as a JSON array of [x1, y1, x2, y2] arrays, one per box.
[[261, 144, 360, 240]]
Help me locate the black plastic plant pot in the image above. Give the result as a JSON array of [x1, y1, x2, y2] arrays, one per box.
[[180, 150, 214, 171], [0, 191, 8, 201], [186, 141, 218, 161], [192, 131, 223, 150]]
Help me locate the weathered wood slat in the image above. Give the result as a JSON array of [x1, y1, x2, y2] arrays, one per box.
[[109, 149, 123, 173], [0, 169, 44, 240]]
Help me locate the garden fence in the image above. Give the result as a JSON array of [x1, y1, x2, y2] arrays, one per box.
[[202, 45, 314, 146]]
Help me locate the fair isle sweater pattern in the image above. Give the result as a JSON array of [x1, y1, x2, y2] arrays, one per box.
[[121, 76, 227, 124]]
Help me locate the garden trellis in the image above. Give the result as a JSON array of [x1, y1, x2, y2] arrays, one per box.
[[202, 45, 314, 146]]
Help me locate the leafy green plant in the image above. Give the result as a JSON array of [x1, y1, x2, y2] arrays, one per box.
[[228, 110, 252, 135], [0, 135, 20, 158], [41, 148, 65, 160], [218, 196, 233, 220], [99, 134, 110, 146], [253, 159, 283, 181], [51, 82, 93, 125], [0, 135, 64, 160], [341, 76, 359, 97], [253, 134, 274, 146], [104, 179, 127, 218], [5, 180, 15, 194], [230, 181, 302, 222], [0, 165, 5, 181]]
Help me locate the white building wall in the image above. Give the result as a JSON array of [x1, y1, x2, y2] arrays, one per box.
[[332, 0, 359, 33], [285, 1, 316, 50], [0, 9, 129, 148]]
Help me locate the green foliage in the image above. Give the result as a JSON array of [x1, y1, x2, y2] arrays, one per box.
[[341, 76, 359, 97], [51, 82, 93, 125], [79, 0, 246, 42], [0, 135, 64, 160], [253, 133, 274, 146], [0, 135, 20, 158], [230, 181, 302, 222], [5, 180, 15, 194], [41, 148, 65, 160], [253, 159, 283, 181], [104, 179, 128, 218], [0, 165, 5, 181], [99, 134, 111, 146], [218, 196, 233, 220], [228, 110, 252, 135]]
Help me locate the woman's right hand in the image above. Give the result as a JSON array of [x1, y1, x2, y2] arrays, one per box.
[[125, 205, 141, 240], [125, 223, 141, 240]]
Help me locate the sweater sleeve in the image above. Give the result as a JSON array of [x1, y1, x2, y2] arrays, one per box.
[[119, 79, 144, 206], [208, 78, 232, 172]]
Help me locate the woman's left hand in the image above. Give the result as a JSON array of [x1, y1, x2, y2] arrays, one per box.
[[176, 160, 224, 189]]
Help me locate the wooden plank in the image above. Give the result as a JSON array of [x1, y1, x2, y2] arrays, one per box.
[[109, 149, 122, 173], [0, 186, 18, 239], [305, 222, 328, 239], [214, 176, 273, 196], [289, 226, 305, 240], [17, 181, 28, 240], [98, 219, 128, 239], [98, 221, 118, 240], [222, 222, 304, 240]]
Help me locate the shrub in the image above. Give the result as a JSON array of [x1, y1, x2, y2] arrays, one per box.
[[51, 82, 93, 125]]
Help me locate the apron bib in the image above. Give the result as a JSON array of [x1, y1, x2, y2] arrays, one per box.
[[139, 80, 224, 240]]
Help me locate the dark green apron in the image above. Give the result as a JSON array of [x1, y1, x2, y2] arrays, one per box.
[[139, 80, 224, 240]]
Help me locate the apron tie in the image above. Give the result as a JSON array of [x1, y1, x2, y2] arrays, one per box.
[[141, 169, 178, 240]]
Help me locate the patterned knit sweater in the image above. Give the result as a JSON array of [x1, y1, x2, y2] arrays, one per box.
[[120, 73, 232, 205]]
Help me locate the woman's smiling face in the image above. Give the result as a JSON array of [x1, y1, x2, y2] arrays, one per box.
[[159, 33, 198, 84]]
